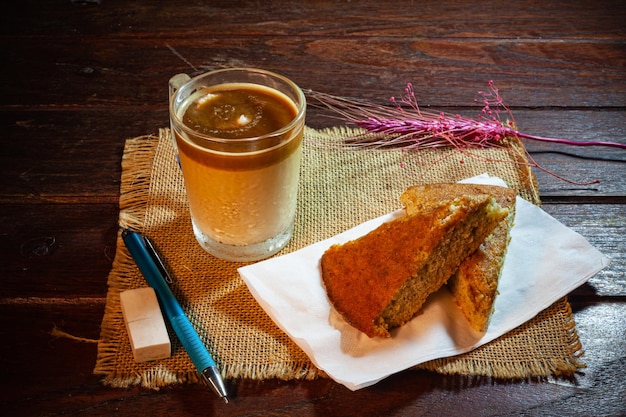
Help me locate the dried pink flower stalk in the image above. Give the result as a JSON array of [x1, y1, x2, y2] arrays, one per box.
[[307, 81, 625, 184]]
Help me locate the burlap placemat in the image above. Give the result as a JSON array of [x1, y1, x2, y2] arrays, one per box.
[[94, 127, 584, 388]]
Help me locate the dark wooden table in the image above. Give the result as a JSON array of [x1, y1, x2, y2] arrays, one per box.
[[2, 1, 624, 416]]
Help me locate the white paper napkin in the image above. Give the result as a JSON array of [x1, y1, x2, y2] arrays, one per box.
[[238, 174, 610, 390]]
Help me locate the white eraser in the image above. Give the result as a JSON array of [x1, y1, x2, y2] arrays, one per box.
[[120, 287, 171, 363]]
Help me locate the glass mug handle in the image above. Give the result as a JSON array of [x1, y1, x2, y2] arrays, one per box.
[[168, 74, 191, 163], [169, 73, 191, 103]]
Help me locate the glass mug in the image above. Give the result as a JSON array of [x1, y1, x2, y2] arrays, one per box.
[[169, 68, 306, 262]]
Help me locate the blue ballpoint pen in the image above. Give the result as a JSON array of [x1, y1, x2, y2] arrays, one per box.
[[121, 228, 229, 404]]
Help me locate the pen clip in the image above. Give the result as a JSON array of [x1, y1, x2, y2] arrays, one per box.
[[142, 235, 174, 284]]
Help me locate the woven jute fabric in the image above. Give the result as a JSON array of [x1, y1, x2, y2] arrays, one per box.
[[94, 127, 584, 388]]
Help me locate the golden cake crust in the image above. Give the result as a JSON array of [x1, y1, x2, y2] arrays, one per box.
[[321, 205, 459, 338], [400, 183, 515, 216]]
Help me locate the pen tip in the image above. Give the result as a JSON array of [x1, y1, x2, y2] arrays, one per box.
[[223, 396, 229, 404]]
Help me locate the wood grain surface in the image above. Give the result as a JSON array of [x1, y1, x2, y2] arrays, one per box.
[[1, 1, 624, 416]]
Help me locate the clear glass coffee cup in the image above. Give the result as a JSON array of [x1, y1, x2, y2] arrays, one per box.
[[169, 68, 306, 262]]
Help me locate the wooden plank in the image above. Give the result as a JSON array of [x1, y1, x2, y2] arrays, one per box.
[[7, 0, 626, 39], [0, 203, 119, 298], [0, 110, 163, 201], [3, 37, 625, 107], [542, 203, 626, 297]]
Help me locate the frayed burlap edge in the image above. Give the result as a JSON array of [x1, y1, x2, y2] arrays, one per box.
[[94, 134, 173, 388], [116, 134, 156, 231]]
